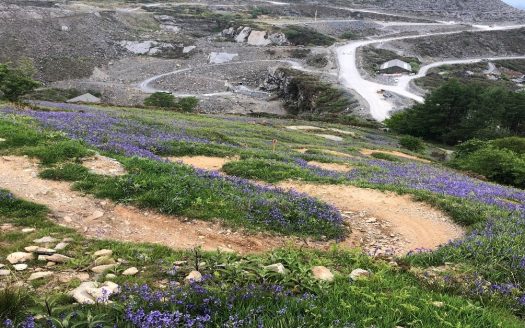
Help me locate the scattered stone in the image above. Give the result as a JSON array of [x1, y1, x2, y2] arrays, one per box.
[[46, 254, 72, 263], [35, 247, 57, 255], [24, 246, 39, 252], [94, 256, 116, 266], [13, 264, 28, 271], [47, 262, 56, 267], [264, 263, 286, 274], [350, 269, 371, 281], [91, 264, 118, 274], [33, 236, 58, 244], [182, 46, 196, 54], [122, 267, 139, 276], [63, 238, 74, 242], [185, 270, 203, 283], [105, 273, 117, 279], [269, 32, 288, 45], [0, 270, 10, 276], [235, 26, 251, 43], [38, 255, 49, 261], [208, 52, 238, 64], [63, 216, 73, 223], [54, 242, 69, 250], [1, 223, 14, 231], [28, 271, 53, 281], [247, 30, 271, 46], [70, 281, 119, 304], [7, 252, 33, 264], [432, 301, 445, 308], [93, 249, 113, 257], [174, 261, 187, 266], [88, 210, 104, 220], [21, 228, 36, 233], [311, 266, 334, 282]]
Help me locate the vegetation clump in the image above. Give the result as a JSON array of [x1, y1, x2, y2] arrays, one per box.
[[144, 92, 199, 112], [0, 63, 40, 101], [282, 26, 335, 46]]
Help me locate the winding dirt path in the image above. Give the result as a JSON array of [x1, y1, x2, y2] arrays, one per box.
[[0, 155, 463, 256], [278, 182, 464, 254]]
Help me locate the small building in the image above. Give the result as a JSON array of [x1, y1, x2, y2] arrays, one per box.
[[67, 93, 101, 104], [379, 59, 412, 74]]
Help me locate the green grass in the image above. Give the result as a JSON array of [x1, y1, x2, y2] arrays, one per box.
[[370, 152, 401, 162], [0, 190, 523, 327]]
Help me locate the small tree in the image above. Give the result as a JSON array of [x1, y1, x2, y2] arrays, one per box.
[[144, 92, 176, 108], [177, 97, 199, 112], [0, 64, 40, 102], [399, 135, 425, 152]]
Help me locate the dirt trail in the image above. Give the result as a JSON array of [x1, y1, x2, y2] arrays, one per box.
[[0, 155, 463, 256], [279, 182, 464, 254], [360, 148, 431, 163]]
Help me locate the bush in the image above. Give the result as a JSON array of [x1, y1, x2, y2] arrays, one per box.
[[282, 26, 335, 46], [451, 141, 525, 188], [370, 152, 400, 162], [144, 93, 199, 112], [399, 136, 425, 152], [340, 31, 357, 40], [144, 92, 176, 108], [177, 97, 199, 112], [491, 137, 525, 155], [0, 63, 40, 101]]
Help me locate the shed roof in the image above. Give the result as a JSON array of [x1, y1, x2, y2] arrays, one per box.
[[380, 59, 412, 72]]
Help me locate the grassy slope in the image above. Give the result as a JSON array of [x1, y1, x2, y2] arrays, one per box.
[[0, 103, 525, 325]]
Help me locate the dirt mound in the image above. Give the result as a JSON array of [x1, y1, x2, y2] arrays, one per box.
[[82, 155, 127, 176], [307, 161, 352, 172]]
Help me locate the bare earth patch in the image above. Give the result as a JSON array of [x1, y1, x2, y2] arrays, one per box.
[[307, 161, 353, 172], [360, 149, 431, 163], [278, 182, 464, 255], [314, 134, 344, 142], [0, 156, 353, 254], [285, 125, 325, 131], [167, 156, 237, 171], [82, 154, 127, 176]]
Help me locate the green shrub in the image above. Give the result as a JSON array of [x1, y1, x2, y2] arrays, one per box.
[[399, 135, 425, 152], [25, 140, 92, 165], [0, 288, 34, 322], [144, 92, 176, 108], [306, 54, 328, 68], [451, 144, 525, 188], [40, 163, 90, 181], [177, 96, 199, 112], [0, 63, 40, 101], [282, 26, 335, 46], [491, 137, 525, 155], [222, 159, 315, 183], [340, 31, 357, 40]]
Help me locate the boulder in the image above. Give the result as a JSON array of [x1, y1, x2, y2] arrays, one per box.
[[46, 254, 72, 263], [21, 228, 36, 233], [311, 266, 334, 282], [247, 30, 271, 46], [349, 268, 371, 281], [208, 52, 238, 64], [94, 255, 116, 266], [33, 236, 58, 244], [222, 27, 235, 38], [93, 249, 113, 257], [122, 267, 139, 276], [13, 264, 28, 271], [235, 26, 252, 43], [35, 247, 57, 255], [91, 264, 118, 274], [7, 252, 33, 264], [67, 93, 101, 104], [70, 281, 119, 304], [0, 270, 10, 276], [269, 32, 288, 45], [28, 271, 53, 281], [24, 246, 39, 252], [54, 242, 69, 250], [184, 270, 203, 283], [264, 263, 286, 274]]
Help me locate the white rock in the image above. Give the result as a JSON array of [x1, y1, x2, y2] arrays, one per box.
[[311, 266, 334, 282], [350, 268, 371, 281], [269, 32, 288, 45], [264, 263, 286, 274], [0, 138, 5, 142], [0, 269, 10, 276], [13, 264, 28, 271], [183, 46, 196, 54], [54, 242, 69, 250], [122, 267, 139, 276], [105, 273, 117, 280], [24, 246, 39, 252], [33, 236, 58, 244], [314, 134, 344, 142], [94, 256, 116, 266], [7, 252, 33, 264], [28, 271, 53, 281], [91, 264, 118, 274], [93, 249, 113, 257], [184, 270, 203, 283], [208, 52, 238, 64], [88, 210, 104, 220], [38, 255, 49, 261], [247, 30, 271, 46], [61, 25, 69, 31], [235, 26, 252, 43], [70, 281, 119, 304], [46, 254, 72, 263], [21, 228, 35, 233], [35, 247, 57, 255]]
